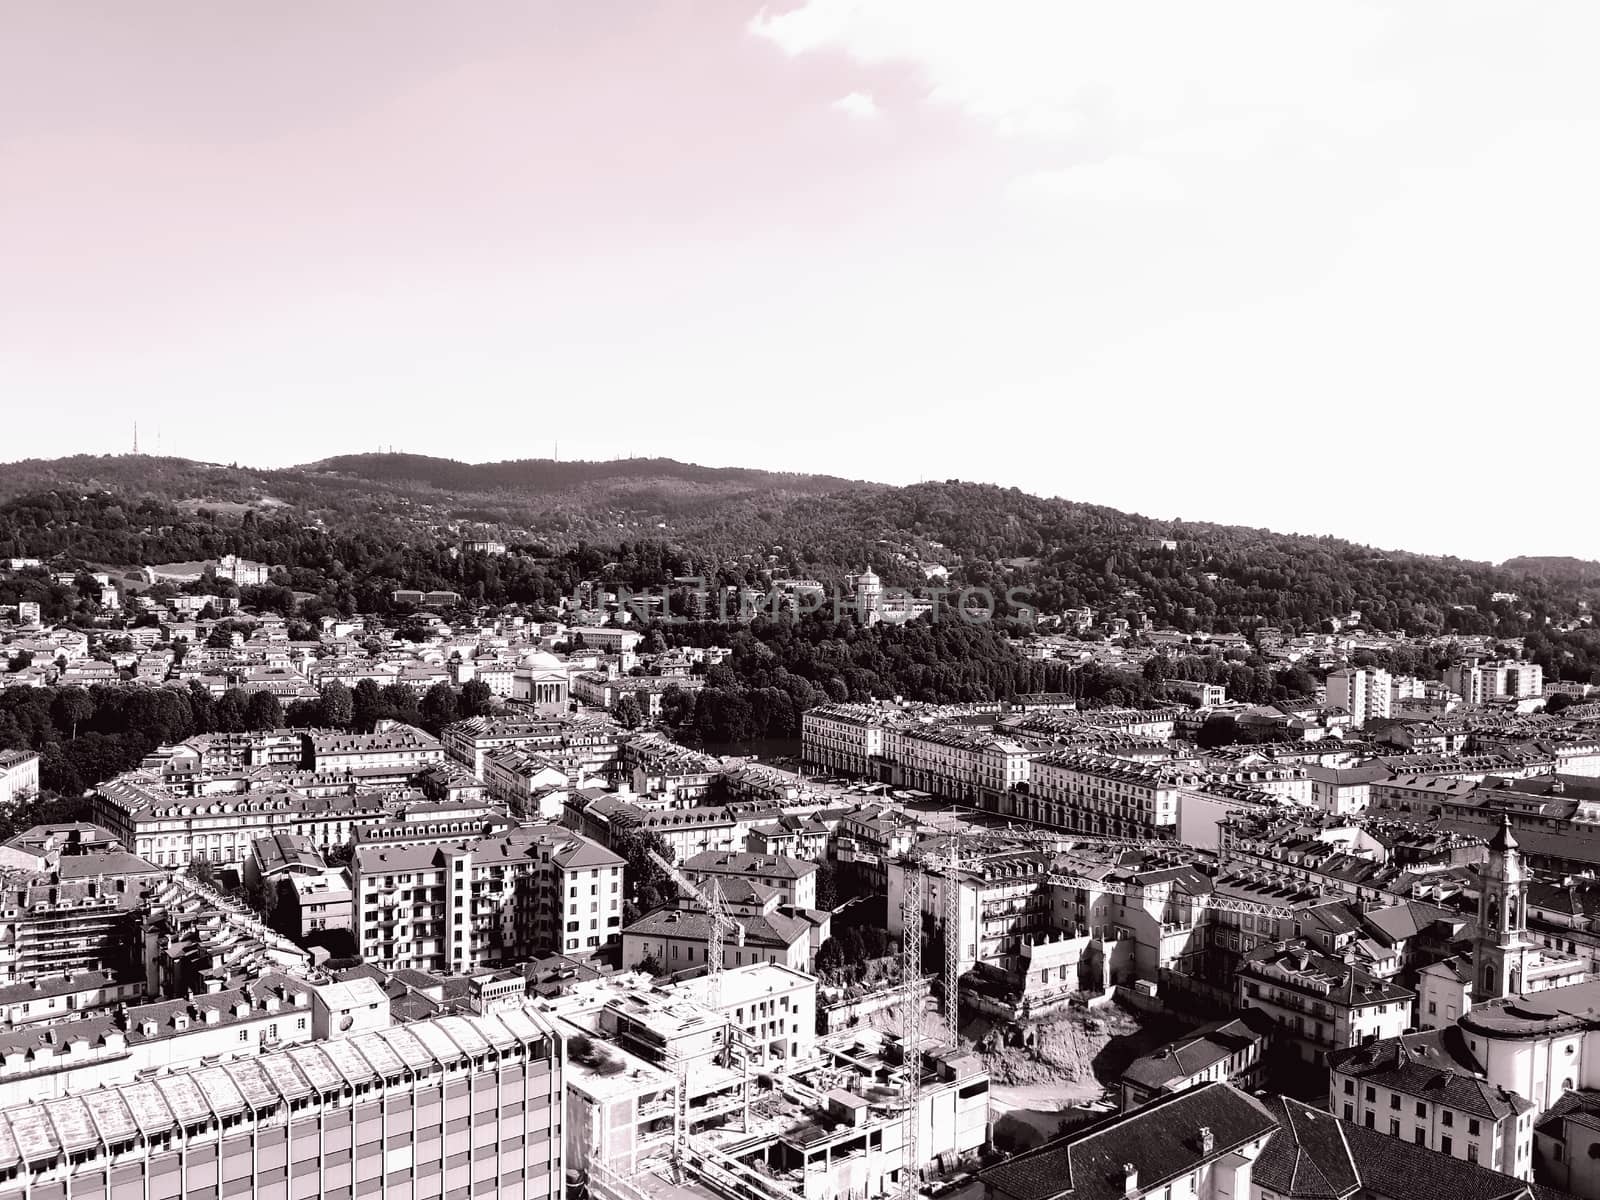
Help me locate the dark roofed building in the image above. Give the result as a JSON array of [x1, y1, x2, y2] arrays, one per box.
[[980, 1081, 1278, 1200]]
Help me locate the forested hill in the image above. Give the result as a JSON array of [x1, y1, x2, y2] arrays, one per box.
[[1, 452, 1596, 637]]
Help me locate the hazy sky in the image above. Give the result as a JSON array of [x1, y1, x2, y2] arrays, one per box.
[[3, 2, 1596, 563]]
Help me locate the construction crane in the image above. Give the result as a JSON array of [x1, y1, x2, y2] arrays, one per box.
[[645, 850, 743, 1179], [898, 858, 924, 1200], [911, 835, 986, 1050], [1044, 872, 1299, 919], [647, 850, 735, 1007]]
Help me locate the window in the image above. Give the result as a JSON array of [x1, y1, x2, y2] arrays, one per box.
[[1414, 1129, 1425, 1146], [1390, 1095, 1400, 1111], [1468, 1119, 1480, 1136], [1441, 1136, 1452, 1155], [1365, 1087, 1376, 1103], [239, 1030, 249, 1042], [1442, 1111, 1453, 1127], [1390, 1119, 1400, 1137], [1343, 1080, 1355, 1095], [1416, 1103, 1426, 1118], [1467, 1146, 1478, 1164]]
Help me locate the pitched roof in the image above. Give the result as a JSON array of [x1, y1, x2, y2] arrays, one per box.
[[1257, 1095, 1568, 1200], [1328, 1028, 1527, 1120], [979, 1082, 1279, 1200]]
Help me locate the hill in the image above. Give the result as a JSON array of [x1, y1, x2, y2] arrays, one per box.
[[1, 452, 1596, 640]]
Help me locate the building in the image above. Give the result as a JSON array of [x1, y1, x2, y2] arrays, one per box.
[[1236, 940, 1413, 1066], [0, 1006, 567, 1200], [1306, 763, 1392, 815], [1017, 753, 1199, 840], [353, 825, 625, 973], [800, 704, 899, 776], [621, 881, 814, 975], [565, 627, 642, 654], [308, 724, 444, 777], [681, 851, 819, 911], [663, 961, 818, 1066], [1117, 1011, 1275, 1111], [1258, 1094, 1552, 1200], [980, 1081, 1278, 1200], [441, 716, 620, 779], [1327, 667, 1393, 729], [95, 775, 387, 869], [1447, 660, 1546, 707], [1329, 1027, 1534, 1178], [0, 752, 39, 807]]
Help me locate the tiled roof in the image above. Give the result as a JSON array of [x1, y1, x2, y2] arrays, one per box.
[[1258, 1095, 1569, 1200], [1328, 1028, 1527, 1120], [979, 1081, 1278, 1200]]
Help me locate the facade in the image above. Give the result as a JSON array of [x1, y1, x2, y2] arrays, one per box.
[[799, 704, 897, 776], [1329, 1028, 1534, 1178], [308, 725, 444, 776], [96, 777, 386, 870], [353, 826, 624, 973], [1236, 941, 1413, 1065], [1326, 667, 1392, 729], [1018, 753, 1198, 839], [680, 851, 819, 911], [1446, 660, 1546, 707], [0, 1006, 566, 1200], [0, 753, 39, 807]]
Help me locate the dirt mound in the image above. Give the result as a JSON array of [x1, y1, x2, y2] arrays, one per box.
[[972, 1005, 1144, 1088]]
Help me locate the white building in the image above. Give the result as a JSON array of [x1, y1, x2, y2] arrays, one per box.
[[1326, 667, 1392, 729]]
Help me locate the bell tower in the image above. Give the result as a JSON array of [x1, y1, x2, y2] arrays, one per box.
[[1475, 815, 1534, 1000]]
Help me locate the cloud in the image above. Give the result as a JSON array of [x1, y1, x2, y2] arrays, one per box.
[[831, 90, 880, 120]]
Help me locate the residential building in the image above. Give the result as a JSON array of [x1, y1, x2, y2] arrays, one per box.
[[1118, 1011, 1275, 1111], [353, 825, 625, 973], [1259, 1094, 1552, 1200], [1237, 940, 1413, 1065], [1329, 1026, 1534, 1178], [681, 850, 819, 910], [0, 752, 39, 807], [980, 1081, 1278, 1200], [621, 881, 814, 975], [800, 703, 900, 776], [1327, 667, 1393, 729]]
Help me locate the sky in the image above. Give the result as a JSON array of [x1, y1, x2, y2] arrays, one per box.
[[2, 2, 1596, 564]]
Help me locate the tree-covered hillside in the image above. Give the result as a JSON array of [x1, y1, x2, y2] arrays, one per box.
[[1, 453, 1596, 639]]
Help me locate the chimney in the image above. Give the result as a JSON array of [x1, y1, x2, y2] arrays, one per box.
[[1122, 1163, 1139, 1197], [1199, 1126, 1214, 1154]]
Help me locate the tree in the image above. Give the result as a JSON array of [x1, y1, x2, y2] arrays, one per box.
[[187, 855, 216, 886], [52, 689, 94, 740], [420, 682, 459, 734], [351, 679, 383, 732], [634, 952, 665, 977], [245, 690, 284, 731], [815, 862, 838, 911], [459, 678, 493, 717], [321, 680, 354, 729], [613, 694, 644, 730], [215, 688, 250, 733]]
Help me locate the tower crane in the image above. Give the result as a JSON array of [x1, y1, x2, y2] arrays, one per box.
[[645, 851, 748, 1177]]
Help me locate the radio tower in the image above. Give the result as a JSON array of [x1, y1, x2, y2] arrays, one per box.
[[133, 422, 139, 455]]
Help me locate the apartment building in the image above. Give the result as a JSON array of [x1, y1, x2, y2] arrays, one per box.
[[880, 724, 1033, 803], [1446, 659, 1546, 706], [620, 882, 813, 975], [0, 1006, 566, 1200], [0, 753, 39, 807], [353, 826, 624, 974], [681, 851, 819, 911], [982, 1082, 1278, 1200], [1018, 752, 1199, 839], [308, 724, 444, 776], [799, 704, 899, 775], [1237, 941, 1413, 1066], [620, 736, 723, 802], [96, 776, 386, 869], [0, 875, 145, 986], [442, 716, 620, 779], [1326, 667, 1393, 729], [1118, 1011, 1275, 1111], [1329, 1028, 1534, 1179]]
